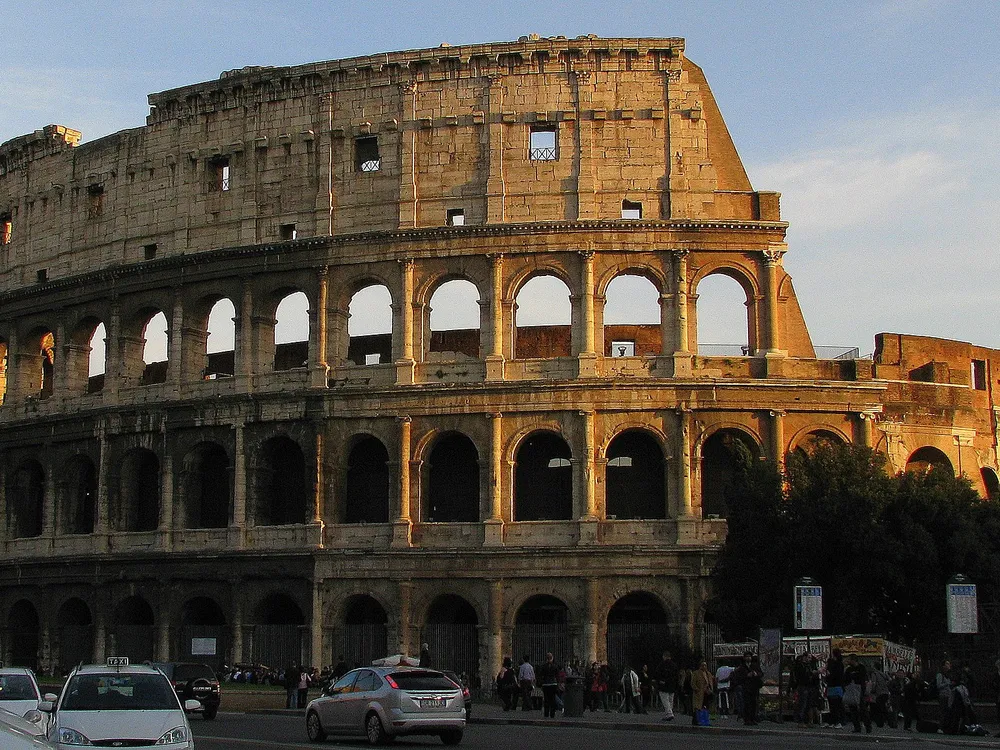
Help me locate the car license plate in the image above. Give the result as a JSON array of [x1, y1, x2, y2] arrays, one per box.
[[420, 698, 446, 708]]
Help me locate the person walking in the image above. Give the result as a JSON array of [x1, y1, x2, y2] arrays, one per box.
[[655, 650, 679, 721], [869, 665, 890, 728], [935, 660, 953, 718], [843, 654, 871, 734], [420, 642, 432, 669], [518, 655, 536, 711], [283, 663, 298, 709], [496, 657, 518, 711], [690, 660, 714, 724], [825, 649, 846, 728], [621, 664, 644, 713], [901, 670, 922, 731], [741, 656, 763, 726], [538, 652, 561, 718], [297, 666, 311, 709]]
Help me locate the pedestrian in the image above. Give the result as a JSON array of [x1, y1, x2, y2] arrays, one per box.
[[639, 664, 652, 709], [518, 655, 536, 711], [804, 655, 822, 726], [789, 652, 810, 724], [741, 655, 763, 726], [715, 660, 733, 718], [284, 663, 298, 709], [843, 654, 870, 734], [420, 642, 432, 668], [901, 670, 922, 731], [585, 661, 606, 711], [621, 664, 644, 714], [825, 648, 845, 728], [935, 659, 952, 717], [690, 660, 713, 724], [655, 650, 678, 721], [887, 669, 905, 729], [496, 657, 518, 711], [538, 652, 561, 718], [942, 672, 977, 735], [868, 665, 890, 728], [297, 665, 311, 709], [331, 655, 348, 680]]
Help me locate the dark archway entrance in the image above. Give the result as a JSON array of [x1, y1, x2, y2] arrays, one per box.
[[7, 600, 40, 669], [337, 596, 388, 671], [422, 595, 479, 680], [182, 443, 231, 528], [179, 597, 227, 671], [426, 434, 480, 522], [514, 433, 573, 521], [250, 593, 305, 669], [906, 446, 954, 475], [57, 598, 94, 674], [256, 436, 308, 526], [112, 596, 155, 663], [9, 460, 44, 538], [606, 430, 666, 519], [117, 448, 160, 532], [62, 456, 97, 534], [512, 595, 570, 665], [345, 437, 390, 523], [700, 429, 760, 519], [606, 593, 669, 673]]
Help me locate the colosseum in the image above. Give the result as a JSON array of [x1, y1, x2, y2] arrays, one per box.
[[1, 35, 998, 686]]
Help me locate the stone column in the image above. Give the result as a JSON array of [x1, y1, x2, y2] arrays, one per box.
[[484, 412, 504, 546], [392, 417, 413, 548], [311, 580, 324, 669], [230, 421, 247, 548], [671, 250, 693, 377], [237, 279, 254, 390], [770, 410, 786, 469], [759, 243, 787, 356], [485, 254, 505, 381], [42, 452, 56, 539], [159, 438, 174, 550], [95, 421, 110, 551], [93, 611, 107, 662], [397, 580, 414, 656], [486, 580, 504, 692], [577, 250, 597, 377], [857, 412, 874, 447], [399, 81, 419, 227], [169, 291, 184, 389], [485, 75, 506, 222], [676, 407, 699, 545], [395, 259, 416, 384], [310, 267, 330, 387], [231, 594, 244, 666], [156, 618, 171, 662], [573, 71, 596, 219], [583, 577, 600, 665], [313, 427, 325, 527]]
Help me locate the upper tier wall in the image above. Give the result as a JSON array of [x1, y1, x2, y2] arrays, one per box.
[[0, 36, 778, 293]]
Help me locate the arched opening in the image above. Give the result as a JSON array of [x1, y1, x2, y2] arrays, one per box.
[[426, 433, 480, 522], [274, 291, 309, 371], [255, 436, 308, 526], [344, 436, 390, 523], [39, 330, 55, 399], [512, 595, 569, 665], [9, 459, 44, 538], [905, 446, 954, 476], [179, 597, 227, 669], [205, 298, 236, 379], [603, 274, 662, 357], [116, 448, 160, 532], [0, 338, 7, 406], [793, 429, 846, 458], [87, 322, 106, 393], [700, 429, 760, 519], [695, 273, 752, 356], [251, 593, 306, 669], [423, 595, 479, 679], [606, 593, 670, 673], [338, 596, 388, 670], [181, 443, 231, 529], [348, 284, 393, 366], [606, 430, 666, 519], [112, 596, 155, 663], [61, 455, 96, 535], [57, 598, 94, 674], [514, 274, 572, 358], [141, 311, 169, 385], [7, 600, 40, 669], [514, 432, 572, 521], [428, 279, 481, 359], [982, 468, 1000, 501]]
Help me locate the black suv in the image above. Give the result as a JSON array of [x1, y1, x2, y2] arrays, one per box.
[[150, 662, 221, 719]]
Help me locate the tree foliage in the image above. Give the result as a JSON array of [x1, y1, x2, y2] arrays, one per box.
[[708, 442, 1000, 644]]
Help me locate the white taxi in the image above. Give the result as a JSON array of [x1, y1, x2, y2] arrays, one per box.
[[43, 658, 199, 749], [0, 666, 56, 735]]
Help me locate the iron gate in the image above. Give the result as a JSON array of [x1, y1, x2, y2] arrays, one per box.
[[180, 625, 227, 671], [335, 624, 387, 670], [511, 624, 570, 666], [606, 623, 670, 672], [249, 624, 304, 669], [421, 623, 478, 680]]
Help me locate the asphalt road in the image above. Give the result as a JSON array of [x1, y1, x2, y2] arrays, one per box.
[[191, 712, 976, 750]]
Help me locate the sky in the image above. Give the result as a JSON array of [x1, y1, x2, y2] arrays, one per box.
[[3, 0, 998, 354]]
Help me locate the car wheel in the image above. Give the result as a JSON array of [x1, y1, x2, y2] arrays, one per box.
[[365, 711, 387, 745], [440, 729, 463, 745], [306, 710, 327, 742]]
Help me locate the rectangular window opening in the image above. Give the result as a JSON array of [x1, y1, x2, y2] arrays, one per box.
[[446, 208, 465, 226], [209, 157, 231, 192], [355, 137, 381, 172], [36, 269, 48, 283], [279, 223, 297, 241], [529, 126, 557, 161], [972, 359, 987, 390], [611, 340, 636, 357], [621, 200, 643, 219], [143, 243, 158, 260], [87, 185, 104, 218], [0, 215, 11, 245]]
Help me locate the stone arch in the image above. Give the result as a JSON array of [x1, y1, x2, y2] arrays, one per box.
[[248, 592, 306, 671], [0, 335, 7, 406], [60, 454, 97, 535], [115, 447, 160, 532], [254, 435, 308, 526], [111, 595, 155, 662], [513, 430, 573, 521], [512, 594, 571, 665], [273, 290, 310, 371], [422, 594, 480, 677], [982, 467, 1000, 501], [8, 458, 44, 538], [424, 431, 480, 523], [204, 296, 237, 379], [56, 597, 94, 673], [606, 591, 671, 672], [346, 282, 394, 366], [179, 442, 231, 529], [139, 310, 169, 385], [513, 271, 573, 359], [699, 426, 762, 519], [344, 434, 390, 523], [605, 428, 667, 519], [425, 277, 482, 359], [338, 594, 389, 670], [67, 315, 106, 394], [601, 271, 664, 358], [179, 595, 227, 668], [7, 599, 40, 669], [905, 446, 954, 475], [12, 324, 56, 400], [789, 426, 849, 457], [692, 264, 759, 356]]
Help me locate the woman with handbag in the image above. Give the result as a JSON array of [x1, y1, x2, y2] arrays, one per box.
[[843, 654, 871, 734]]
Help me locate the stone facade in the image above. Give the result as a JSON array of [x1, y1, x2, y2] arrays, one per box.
[[0, 36, 997, 684]]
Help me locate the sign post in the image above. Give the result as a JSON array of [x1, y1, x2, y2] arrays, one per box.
[[794, 577, 823, 631], [946, 574, 978, 634]]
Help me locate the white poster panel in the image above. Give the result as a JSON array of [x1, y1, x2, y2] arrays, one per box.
[[947, 582, 978, 634], [794, 585, 823, 630], [191, 637, 218, 656]]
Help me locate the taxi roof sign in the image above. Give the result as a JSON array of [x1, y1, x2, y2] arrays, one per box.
[[106, 657, 129, 667]]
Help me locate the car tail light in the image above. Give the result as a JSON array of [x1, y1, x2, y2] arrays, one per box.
[[385, 675, 399, 689], [462, 687, 470, 700]]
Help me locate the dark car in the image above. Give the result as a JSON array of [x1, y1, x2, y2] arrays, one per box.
[[149, 662, 221, 720], [441, 670, 472, 719]]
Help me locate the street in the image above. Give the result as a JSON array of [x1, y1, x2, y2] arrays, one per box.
[[190, 712, 986, 750]]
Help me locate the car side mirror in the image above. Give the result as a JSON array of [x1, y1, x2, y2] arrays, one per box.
[[43, 693, 58, 702], [184, 699, 202, 711], [37, 700, 54, 713]]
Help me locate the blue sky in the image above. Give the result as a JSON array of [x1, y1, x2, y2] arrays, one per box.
[[3, 0, 998, 352]]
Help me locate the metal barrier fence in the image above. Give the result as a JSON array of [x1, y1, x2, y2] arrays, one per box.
[[335, 624, 388, 670]]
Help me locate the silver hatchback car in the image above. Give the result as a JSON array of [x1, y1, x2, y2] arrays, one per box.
[[305, 666, 465, 745]]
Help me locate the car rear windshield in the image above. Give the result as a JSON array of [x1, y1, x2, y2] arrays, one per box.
[[0, 674, 37, 700], [62, 674, 180, 711], [171, 664, 215, 682], [390, 671, 458, 690]]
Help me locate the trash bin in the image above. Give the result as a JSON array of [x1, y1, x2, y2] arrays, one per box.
[[563, 676, 585, 717]]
